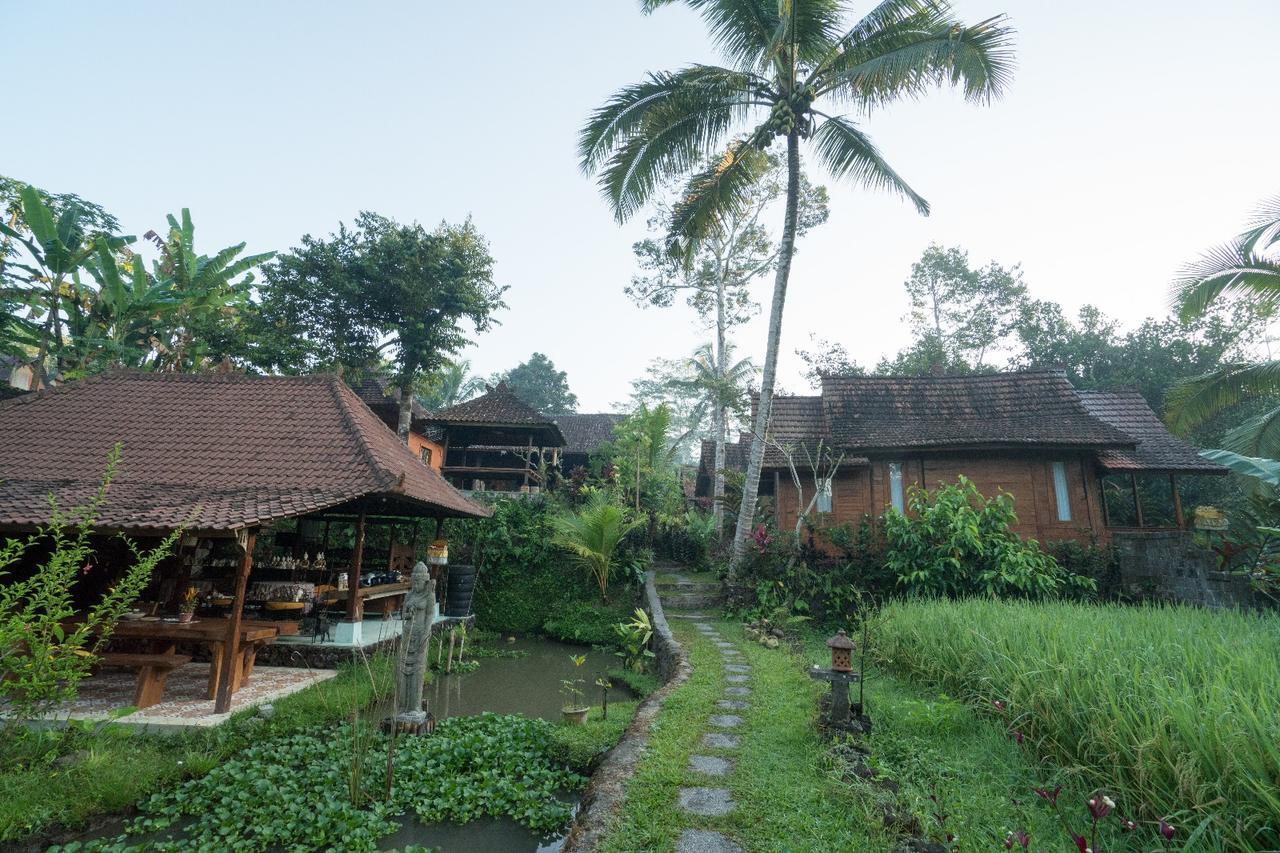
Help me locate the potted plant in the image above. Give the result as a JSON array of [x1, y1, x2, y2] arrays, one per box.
[[178, 587, 200, 622], [560, 654, 589, 725]]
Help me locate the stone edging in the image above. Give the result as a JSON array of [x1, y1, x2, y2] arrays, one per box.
[[561, 569, 693, 852]]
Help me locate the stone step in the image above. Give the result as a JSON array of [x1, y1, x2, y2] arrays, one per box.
[[659, 592, 724, 610]]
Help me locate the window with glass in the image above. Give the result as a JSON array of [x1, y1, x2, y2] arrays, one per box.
[[1052, 461, 1072, 521], [889, 462, 905, 512], [420, 447, 433, 466]]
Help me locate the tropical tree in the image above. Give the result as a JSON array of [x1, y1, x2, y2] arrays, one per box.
[[581, 0, 1015, 568], [1168, 197, 1280, 455], [0, 184, 133, 384], [254, 213, 505, 441], [493, 352, 578, 414], [632, 158, 821, 534], [417, 358, 485, 410], [551, 493, 640, 602]]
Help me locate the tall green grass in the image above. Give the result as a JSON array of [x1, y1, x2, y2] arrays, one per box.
[[874, 599, 1280, 851]]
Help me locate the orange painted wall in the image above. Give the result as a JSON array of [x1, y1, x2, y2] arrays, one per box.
[[774, 453, 1105, 546], [408, 433, 445, 472]]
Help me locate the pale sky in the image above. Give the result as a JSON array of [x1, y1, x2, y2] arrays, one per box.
[[5, 1, 1277, 410]]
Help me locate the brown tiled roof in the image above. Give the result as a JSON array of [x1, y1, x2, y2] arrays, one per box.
[[1078, 388, 1228, 474], [819, 371, 1134, 451], [427, 381, 552, 426], [0, 371, 489, 533], [697, 436, 748, 480], [554, 413, 625, 456], [349, 374, 430, 425]]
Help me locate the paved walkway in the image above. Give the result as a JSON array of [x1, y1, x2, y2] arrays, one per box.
[[670, 616, 748, 853]]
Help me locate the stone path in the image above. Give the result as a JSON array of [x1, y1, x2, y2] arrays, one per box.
[[673, 615, 751, 853]]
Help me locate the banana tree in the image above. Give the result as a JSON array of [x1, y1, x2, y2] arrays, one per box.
[[0, 185, 133, 385]]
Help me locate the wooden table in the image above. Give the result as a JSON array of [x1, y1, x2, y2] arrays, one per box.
[[320, 582, 411, 618], [110, 618, 279, 699]]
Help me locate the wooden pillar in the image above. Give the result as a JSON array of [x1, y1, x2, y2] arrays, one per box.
[[215, 529, 256, 714], [347, 510, 367, 621], [1171, 474, 1185, 529], [523, 435, 532, 488], [1130, 473, 1144, 528]]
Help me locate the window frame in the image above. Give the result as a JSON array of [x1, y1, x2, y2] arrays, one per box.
[[889, 461, 905, 513], [1051, 460, 1072, 522]]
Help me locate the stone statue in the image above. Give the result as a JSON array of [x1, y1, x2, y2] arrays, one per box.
[[394, 561, 436, 729]]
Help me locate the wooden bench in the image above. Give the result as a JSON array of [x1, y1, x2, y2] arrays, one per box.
[[98, 653, 191, 709]]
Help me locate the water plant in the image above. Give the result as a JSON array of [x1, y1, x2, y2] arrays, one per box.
[[561, 654, 589, 718]]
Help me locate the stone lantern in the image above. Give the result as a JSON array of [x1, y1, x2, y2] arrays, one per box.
[[827, 629, 855, 672]]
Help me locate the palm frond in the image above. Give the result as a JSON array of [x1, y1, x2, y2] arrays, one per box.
[[642, 0, 840, 69], [1173, 197, 1280, 320], [816, 10, 1015, 108], [1223, 404, 1280, 460], [665, 131, 774, 259], [1166, 361, 1280, 435], [809, 115, 928, 214]]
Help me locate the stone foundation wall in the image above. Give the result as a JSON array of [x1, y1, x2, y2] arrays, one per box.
[[561, 569, 692, 852], [1111, 530, 1261, 610]]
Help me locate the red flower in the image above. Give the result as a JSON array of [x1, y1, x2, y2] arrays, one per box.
[[992, 699, 1006, 712], [1087, 794, 1115, 820], [1119, 817, 1137, 832], [1034, 785, 1061, 806], [750, 523, 772, 553], [1014, 830, 1030, 849], [1011, 728, 1025, 745], [1160, 820, 1176, 841], [1070, 831, 1091, 853]]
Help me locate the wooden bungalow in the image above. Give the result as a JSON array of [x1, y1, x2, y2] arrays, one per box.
[[696, 370, 1226, 545], [0, 371, 489, 712], [554, 412, 626, 474], [423, 382, 566, 493], [349, 374, 447, 471]]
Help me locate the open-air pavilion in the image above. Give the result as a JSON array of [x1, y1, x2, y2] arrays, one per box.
[[0, 370, 489, 721]]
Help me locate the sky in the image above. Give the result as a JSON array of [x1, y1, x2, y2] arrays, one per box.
[[4, 1, 1278, 411]]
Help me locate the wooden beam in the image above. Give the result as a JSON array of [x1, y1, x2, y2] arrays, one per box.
[[1171, 474, 1185, 529], [215, 529, 256, 714], [347, 510, 367, 622], [1130, 473, 1145, 528]]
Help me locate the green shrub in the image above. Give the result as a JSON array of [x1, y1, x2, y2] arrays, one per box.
[[874, 598, 1280, 850], [542, 599, 637, 646], [444, 497, 597, 633], [884, 477, 1093, 598]]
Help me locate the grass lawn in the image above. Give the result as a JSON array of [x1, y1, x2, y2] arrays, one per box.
[[654, 570, 718, 585], [598, 619, 1188, 853]]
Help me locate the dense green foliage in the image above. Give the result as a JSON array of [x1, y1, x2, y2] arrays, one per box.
[[492, 351, 577, 415], [445, 497, 643, 636], [552, 493, 640, 602], [66, 714, 583, 852], [873, 598, 1280, 850], [883, 477, 1093, 598]]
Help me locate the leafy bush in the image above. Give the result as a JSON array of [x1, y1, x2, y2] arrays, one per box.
[[0, 447, 179, 722], [73, 714, 584, 851], [874, 598, 1280, 850], [444, 497, 596, 633], [541, 599, 637, 647], [551, 493, 639, 603], [612, 608, 655, 672], [884, 477, 1093, 598]]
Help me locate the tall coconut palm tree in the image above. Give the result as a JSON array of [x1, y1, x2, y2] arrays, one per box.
[[581, 0, 1015, 568], [1168, 197, 1280, 455]]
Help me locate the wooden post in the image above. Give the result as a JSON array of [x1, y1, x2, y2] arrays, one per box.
[[1130, 473, 1145, 528], [215, 529, 256, 714], [446, 628, 457, 673], [347, 510, 366, 621], [524, 435, 532, 488], [1171, 474, 1185, 529]]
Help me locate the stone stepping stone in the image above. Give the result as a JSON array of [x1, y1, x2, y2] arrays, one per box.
[[678, 786, 736, 816], [708, 714, 743, 728], [725, 674, 750, 684], [716, 699, 749, 710], [724, 686, 751, 696], [688, 754, 734, 776], [724, 664, 751, 673], [701, 732, 740, 749], [676, 829, 744, 853], [713, 640, 733, 646]]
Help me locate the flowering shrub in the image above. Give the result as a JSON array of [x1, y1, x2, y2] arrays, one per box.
[[883, 477, 1094, 598]]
